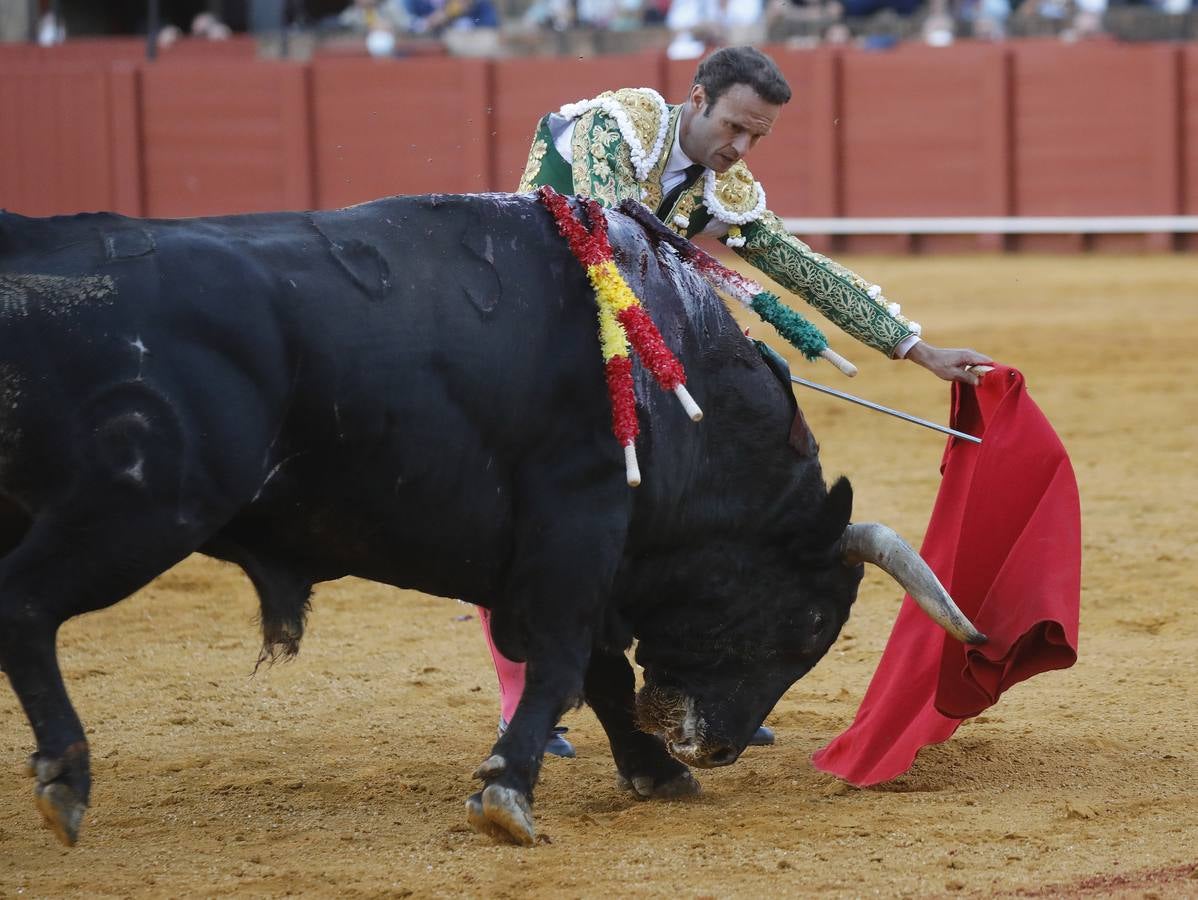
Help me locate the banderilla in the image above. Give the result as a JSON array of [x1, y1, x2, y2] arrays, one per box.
[[789, 375, 982, 444]]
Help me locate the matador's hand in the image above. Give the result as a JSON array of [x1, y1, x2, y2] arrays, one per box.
[[906, 342, 994, 386]]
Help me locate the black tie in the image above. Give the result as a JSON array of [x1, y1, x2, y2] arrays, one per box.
[[656, 163, 705, 219]]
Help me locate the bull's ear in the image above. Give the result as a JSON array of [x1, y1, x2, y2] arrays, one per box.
[[810, 476, 854, 552]]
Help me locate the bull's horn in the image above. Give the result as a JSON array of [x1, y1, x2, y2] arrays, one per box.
[[839, 523, 987, 645]]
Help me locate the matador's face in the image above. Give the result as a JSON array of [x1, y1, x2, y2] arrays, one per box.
[[680, 83, 782, 174]]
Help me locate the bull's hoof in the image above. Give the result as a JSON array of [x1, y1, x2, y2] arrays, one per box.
[[472, 754, 507, 780], [617, 769, 702, 800], [34, 781, 86, 846], [465, 784, 536, 846]]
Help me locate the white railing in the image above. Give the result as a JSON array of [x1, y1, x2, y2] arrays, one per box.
[[780, 216, 1198, 235]]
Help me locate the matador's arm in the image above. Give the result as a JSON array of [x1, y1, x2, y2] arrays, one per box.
[[732, 211, 918, 358]]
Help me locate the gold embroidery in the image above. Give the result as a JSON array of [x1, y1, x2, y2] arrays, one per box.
[[610, 88, 668, 170], [572, 109, 638, 210], [736, 212, 914, 355], [667, 181, 705, 236], [517, 137, 548, 192], [712, 162, 762, 217]]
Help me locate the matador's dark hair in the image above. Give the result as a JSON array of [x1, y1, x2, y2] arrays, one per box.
[[692, 46, 792, 111]]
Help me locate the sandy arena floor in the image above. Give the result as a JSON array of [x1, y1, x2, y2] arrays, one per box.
[[1, 254, 1196, 898]]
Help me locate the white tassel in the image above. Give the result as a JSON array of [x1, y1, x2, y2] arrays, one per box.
[[819, 348, 858, 378], [623, 443, 641, 487], [673, 385, 703, 421]]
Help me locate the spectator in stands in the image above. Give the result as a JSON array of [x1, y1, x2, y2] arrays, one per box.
[[666, 0, 766, 59], [157, 23, 184, 47], [1011, 0, 1109, 40], [405, 0, 500, 32], [522, 0, 648, 29], [335, 0, 413, 33], [921, 0, 957, 43], [1062, 0, 1109, 38], [955, 0, 1011, 39], [520, 0, 572, 29], [36, 10, 66, 46], [643, 0, 673, 24], [1011, 0, 1071, 25], [328, 0, 413, 55], [837, 0, 921, 18], [765, 0, 843, 44], [191, 12, 234, 39]]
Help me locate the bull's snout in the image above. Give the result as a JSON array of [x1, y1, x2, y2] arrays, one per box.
[[666, 735, 740, 769]]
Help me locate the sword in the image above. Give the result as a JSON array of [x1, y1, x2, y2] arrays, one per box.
[[789, 375, 982, 444]]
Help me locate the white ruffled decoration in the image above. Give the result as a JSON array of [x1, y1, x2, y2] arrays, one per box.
[[867, 284, 882, 300], [673, 214, 690, 228], [910, 321, 922, 335], [725, 235, 746, 248], [886, 302, 901, 316], [702, 170, 767, 226], [558, 89, 669, 183]]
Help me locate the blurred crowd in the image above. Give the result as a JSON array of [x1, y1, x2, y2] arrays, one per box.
[[20, 0, 1198, 56], [321, 0, 1198, 58]]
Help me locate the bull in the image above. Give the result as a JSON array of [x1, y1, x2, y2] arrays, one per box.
[[0, 193, 982, 847]]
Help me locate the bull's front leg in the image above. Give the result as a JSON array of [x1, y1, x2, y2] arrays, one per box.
[[584, 648, 701, 800], [465, 627, 587, 846], [466, 463, 628, 846]]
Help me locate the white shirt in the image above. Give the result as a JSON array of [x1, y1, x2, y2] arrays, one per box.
[[659, 120, 701, 197]]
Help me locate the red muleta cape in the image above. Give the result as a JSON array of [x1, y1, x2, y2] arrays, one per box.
[[811, 365, 1080, 786]]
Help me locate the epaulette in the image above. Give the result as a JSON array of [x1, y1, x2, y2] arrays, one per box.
[[558, 88, 669, 182], [704, 161, 767, 226]]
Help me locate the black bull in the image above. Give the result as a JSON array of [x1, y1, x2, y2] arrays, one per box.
[[0, 192, 981, 847]]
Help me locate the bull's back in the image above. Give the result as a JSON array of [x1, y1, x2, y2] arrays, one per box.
[[0, 194, 764, 597]]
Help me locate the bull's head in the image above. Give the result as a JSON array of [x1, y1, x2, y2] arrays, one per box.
[[632, 477, 984, 768]]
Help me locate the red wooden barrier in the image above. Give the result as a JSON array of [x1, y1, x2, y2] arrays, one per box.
[[108, 64, 145, 216], [2, 44, 1194, 253], [0, 43, 41, 63], [8, 37, 145, 64], [0, 63, 123, 216], [838, 44, 1010, 254], [139, 61, 312, 216], [0, 36, 257, 64], [311, 56, 490, 208], [158, 36, 258, 61], [1011, 41, 1180, 251], [490, 53, 664, 191]]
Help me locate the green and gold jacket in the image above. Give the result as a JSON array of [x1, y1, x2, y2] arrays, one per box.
[[517, 87, 919, 357]]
